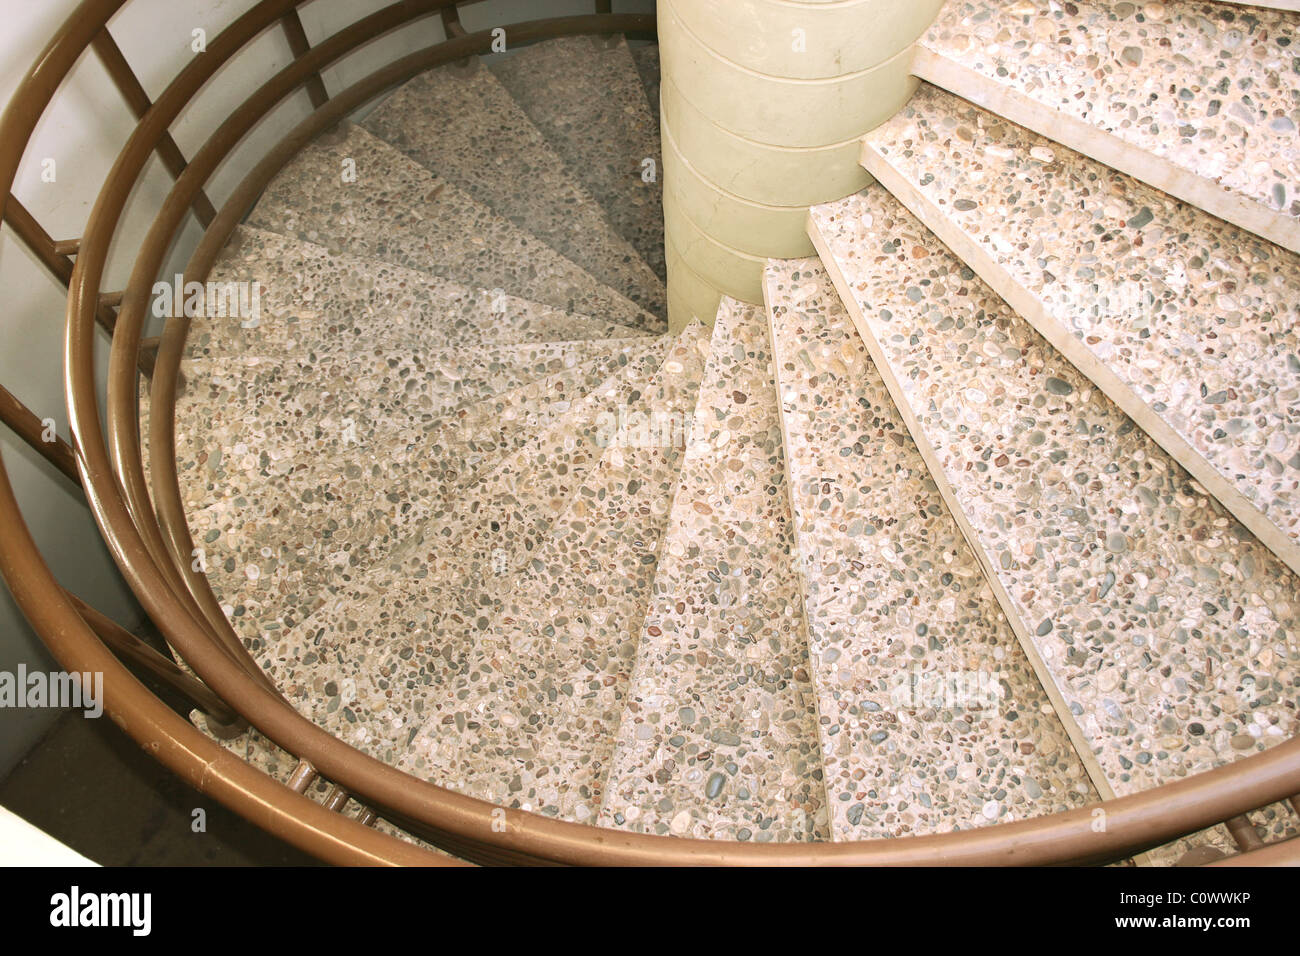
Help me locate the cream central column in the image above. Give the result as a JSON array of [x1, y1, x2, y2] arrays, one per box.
[[660, 0, 945, 331]]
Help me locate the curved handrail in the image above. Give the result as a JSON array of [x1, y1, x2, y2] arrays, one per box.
[[0, 0, 1296, 865]]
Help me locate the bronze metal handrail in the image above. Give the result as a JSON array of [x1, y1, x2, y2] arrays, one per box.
[[0, 337, 245, 732], [2, 0, 1298, 865]]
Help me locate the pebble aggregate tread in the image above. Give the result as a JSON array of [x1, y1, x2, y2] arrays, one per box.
[[241, 334, 682, 766], [766, 258, 1099, 840], [362, 59, 667, 317], [194, 224, 648, 359], [247, 122, 657, 331], [916, 0, 1300, 252], [863, 83, 1300, 577], [174, 338, 651, 647], [810, 189, 1300, 819], [598, 297, 829, 842], [492, 35, 666, 283], [396, 324, 713, 821]]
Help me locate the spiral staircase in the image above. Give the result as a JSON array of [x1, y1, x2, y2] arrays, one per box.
[[1, 0, 1299, 866]]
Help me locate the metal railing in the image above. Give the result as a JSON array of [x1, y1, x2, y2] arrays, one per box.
[[1, 0, 1297, 865]]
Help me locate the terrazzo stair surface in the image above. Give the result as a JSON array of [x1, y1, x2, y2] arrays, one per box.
[[596, 298, 827, 843], [190, 226, 648, 359], [361, 58, 667, 318], [245, 331, 686, 765], [397, 324, 713, 820], [809, 188, 1300, 855], [247, 122, 657, 331], [491, 35, 666, 283], [414, 344, 666, 497], [861, 83, 1300, 578], [914, 0, 1300, 253], [170, 340, 652, 525], [630, 42, 660, 111], [173, 335, 643, 506], [764, 259, 1098, 840], [179, 340, 660, 647]]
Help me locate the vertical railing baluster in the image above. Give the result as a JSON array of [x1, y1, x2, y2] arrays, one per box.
[[3, 195, 119, 335], [90, 27, 217, 228], [1224, 814, 1266, 852], [286, 760, 319, 795], [0, 383, 81, 485], [279, 10, 330, 110], [440, 6, 468, 39], [3, 196, 73, 284], [321, 786, 350, 813]]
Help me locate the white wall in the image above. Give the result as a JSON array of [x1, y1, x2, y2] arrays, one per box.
[[0, 0, 652, 774]]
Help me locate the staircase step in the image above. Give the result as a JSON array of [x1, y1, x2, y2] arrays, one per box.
[[397, 324, 713, 820], [192, 225, 647, 360], [492, 35, 666, 283], [418, 345, 665, 497], [597, 297, 828, 842], [915, 0, 1300, 253], [862, 83, 1300, 578], [250, 333, 682, 765], [765, 258, 1098, 839], [175, 337, 641, 485], [175, 338, 649, 646], [809, 188, 1300, 827], [247, 122, 656, 330], [630, 42, 660, 113], [174, 341, 650, 523], [362, 58, 667, 317]]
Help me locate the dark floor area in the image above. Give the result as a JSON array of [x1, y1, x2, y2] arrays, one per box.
[[0, 708, 321, 866]]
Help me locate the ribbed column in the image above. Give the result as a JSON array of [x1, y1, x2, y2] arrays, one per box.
[[660, 0, 945, 331]]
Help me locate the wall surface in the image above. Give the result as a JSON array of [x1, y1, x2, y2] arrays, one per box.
[[0, 0, 652, 776]]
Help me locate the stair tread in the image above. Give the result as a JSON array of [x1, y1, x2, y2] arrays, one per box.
[[864, 82, 1300, 577], [630, 42, 660, 114], [491, 35, 665, 283], [629, 41, 660, 115], [194, 225, 647, 358], [174, 337, 651, 646], [397, 324, 712, 820], [810, 188, 1300, 807], [917, 0, 1300, 251], [597, 297, 828, 842], [362, 58, 667, 317], [175, 336, 651, 514], [765, 258, 1097, 840], [248, 336, 677, 765], [175, 336, 642, 475], [247, 122, 657, 330]]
